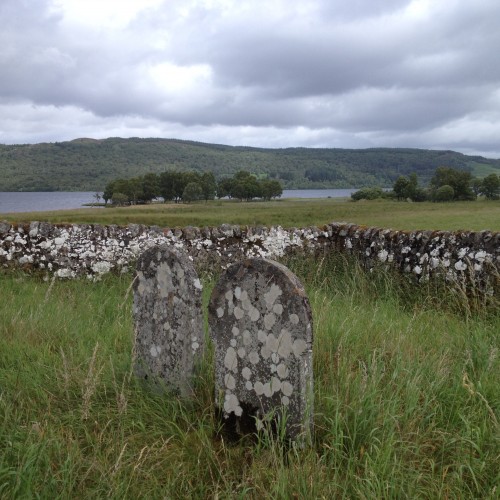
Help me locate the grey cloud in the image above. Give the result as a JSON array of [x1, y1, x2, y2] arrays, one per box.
[[0, 0, 499, 158]]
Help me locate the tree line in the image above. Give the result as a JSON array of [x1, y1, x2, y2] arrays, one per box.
[[102, 170, 283, 205], [351, 167, 500, 202]]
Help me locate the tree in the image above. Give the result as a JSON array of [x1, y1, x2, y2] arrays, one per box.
[[200, 171, 216, 202], [141, 173, 160, 202], [217, 178, 233, 199], [260, 179, 283, 200], [392, 173, 423, 201], [435, 185, 455, 202], [480, 173, 500, 200], [351, 187, 384, 201], [231, 172, 262, 201], [471, 178, 483, 198], [182, 182, 203, 203], [393, 176, 411, 200], [430, 167, 474, 201], [112, 192, 128, 206], [103, 181, 115, 204], [159, 171, 186, 203]]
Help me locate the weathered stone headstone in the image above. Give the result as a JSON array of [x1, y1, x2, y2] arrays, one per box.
[[133, 245, 204, 397], [208, 258, 313, 441]]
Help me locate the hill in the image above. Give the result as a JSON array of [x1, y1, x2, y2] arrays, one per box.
[[0, 137, 499, 191]]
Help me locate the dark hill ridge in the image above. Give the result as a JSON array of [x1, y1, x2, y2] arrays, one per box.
[[0, 137, 499, 191]]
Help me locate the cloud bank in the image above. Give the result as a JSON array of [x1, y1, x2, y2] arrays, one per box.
[[1, 0, 499, 157]]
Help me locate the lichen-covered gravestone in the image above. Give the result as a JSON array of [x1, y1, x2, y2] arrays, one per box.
[[133, 245, 204, 397], [208, 258, 313, 441]]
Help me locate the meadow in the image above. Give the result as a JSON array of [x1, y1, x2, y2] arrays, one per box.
[[2, 197, 500, 231], [0, 200, 499, 498]]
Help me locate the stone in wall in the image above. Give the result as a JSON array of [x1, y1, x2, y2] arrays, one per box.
[[133, 245, 204, 397], [208, 258, 313, 441]]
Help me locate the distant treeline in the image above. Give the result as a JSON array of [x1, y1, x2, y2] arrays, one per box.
[[351, 167, 500, 202], [1, 137, 500, 191], [103, 170, 283, 205]]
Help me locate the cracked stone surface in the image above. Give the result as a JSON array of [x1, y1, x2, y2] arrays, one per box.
[[133, 245, 204, 397], [208, 258, 313, 440]]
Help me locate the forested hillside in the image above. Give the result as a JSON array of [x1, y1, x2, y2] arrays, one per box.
[[1, 137, 499, 191]]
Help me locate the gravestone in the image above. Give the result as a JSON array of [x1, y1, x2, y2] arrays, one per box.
[[208, 258, 313, 441], [133, 245, 204, 397]]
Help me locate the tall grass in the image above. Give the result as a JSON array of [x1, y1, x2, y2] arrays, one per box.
[[0, 259, 498, 498]]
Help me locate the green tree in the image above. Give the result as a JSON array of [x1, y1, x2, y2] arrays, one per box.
[[480, 173, 500, 200], [231, 172, 262, 201], [217, 178, 233, 199], [435, 185, 455, 202], [141, 173, 160, 202], [159, 171, 185, 203], [103, 181, 115, 204], [182, 182, 203, 203], [112, 192, 128, 206], [471, 178, 483, 198], [430, 167, 474, 201], [393, 176, 411, 200], [351, 187, 384, 201], [200, 171, 216, 201], [260, 179, 283, 200]]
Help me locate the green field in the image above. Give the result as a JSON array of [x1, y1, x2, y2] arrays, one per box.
[[2, 197, 500, 231], [1, 198, 499, 497], [1, 256, 498, 498]]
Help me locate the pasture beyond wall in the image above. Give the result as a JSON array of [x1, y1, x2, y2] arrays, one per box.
[[0, 220, 498, 295]]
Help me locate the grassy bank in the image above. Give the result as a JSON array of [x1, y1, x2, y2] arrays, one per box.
[[1, 257, 498, 498], [2, 197, 500, 231]]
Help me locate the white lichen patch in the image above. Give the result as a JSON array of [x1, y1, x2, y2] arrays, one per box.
[[224, 394, 242, 416], [277, 329, 293, 358], [248, 306, 260, 322], [242, 330, 252, 346], [248, 351, 260, 365], [224, 373, 236, 390], [254, 381, 264, 396], [264, 284, 282, 308], [281, 381, 293, 397], [150, 345, 162, 358], [273, 303, 283, 315], [264, 313, 276, 330], [234, 306, 244, 319], [277, 363, 289, 378], [224, 347, 238, 372], [292, 339, 307, 358]]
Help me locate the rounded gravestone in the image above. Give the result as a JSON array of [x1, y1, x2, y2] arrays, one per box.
[[133, 245, 204, 397], [208, 258, 313, 440]]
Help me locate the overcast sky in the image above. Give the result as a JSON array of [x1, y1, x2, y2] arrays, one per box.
[[1, 0, 500, 157]]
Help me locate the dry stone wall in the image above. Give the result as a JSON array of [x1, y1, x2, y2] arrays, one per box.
[[0, 220, 498, 294]]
